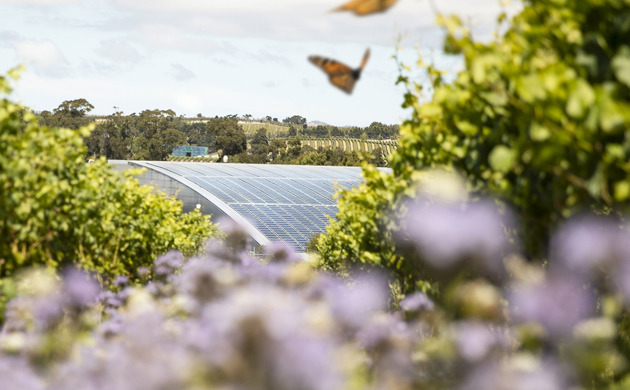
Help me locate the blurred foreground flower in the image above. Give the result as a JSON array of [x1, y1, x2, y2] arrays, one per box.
[[399, 197, 514, 281], [549, 216, 630, 301], [508, 274, 595, 340]]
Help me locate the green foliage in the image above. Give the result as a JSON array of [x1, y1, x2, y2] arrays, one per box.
[[316, 164, 414, 285], [305, 233, 322, 253], [282, 114, 307, 125], [38, 98, 94, 129], [401, 0, 630, 255], [85, 109, 187, 161], [210, 116, 247, 159], [318, 0, 630, 286], [0, 70, 218, 281]]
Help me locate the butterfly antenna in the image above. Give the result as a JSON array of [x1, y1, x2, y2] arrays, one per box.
[[359, 48, 370, 69]]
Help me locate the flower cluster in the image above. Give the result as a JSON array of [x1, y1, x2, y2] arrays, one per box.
[[2, 196, 630, 389], [396, 186, 630, 388], [0, 228, 431, 390]]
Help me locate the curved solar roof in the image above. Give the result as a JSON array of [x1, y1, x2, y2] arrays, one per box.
[[131, 162, 383, 252]]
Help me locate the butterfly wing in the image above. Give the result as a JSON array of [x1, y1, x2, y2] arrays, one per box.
[[330, 72, 357, 94], [308, 56, 357, 94], [332, 0, 398, 16]]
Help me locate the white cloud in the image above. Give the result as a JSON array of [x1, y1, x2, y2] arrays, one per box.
[[13, 39, 69, 77], [96, 39, 144, 63], [170, 63, 195, 81]]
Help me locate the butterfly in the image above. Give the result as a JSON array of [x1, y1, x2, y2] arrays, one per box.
[[332, 0, 398, 16], [308, 48, 370, 94]]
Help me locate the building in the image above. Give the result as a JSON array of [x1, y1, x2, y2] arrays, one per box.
[[172, 145, 208, 157]]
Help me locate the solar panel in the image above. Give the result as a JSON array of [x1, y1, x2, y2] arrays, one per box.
[[134, 162, 390, 252]]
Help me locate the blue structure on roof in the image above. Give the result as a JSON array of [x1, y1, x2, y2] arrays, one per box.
[[129, 162, 388, 252], [172, 145, 208, 157]]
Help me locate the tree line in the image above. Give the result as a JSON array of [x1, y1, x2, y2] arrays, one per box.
[[36, 100, 395, 166]]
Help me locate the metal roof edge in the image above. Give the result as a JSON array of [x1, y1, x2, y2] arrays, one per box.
[[130, 161, 270, 247]]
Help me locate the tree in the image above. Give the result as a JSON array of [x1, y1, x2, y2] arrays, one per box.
[[54, 98, 94, 117], [269, 139, 287, 161], [287, 137, 302, 157], [39, 98, 94, 129], [209, 116, 247, 159], [312, 125, 329, 138], [149, 128, 187, 160], [365, 122, 387, 139], [249, 127, 270, 162], [282, 115, 307, 125], [330, 126, 343, 137], [288, 125, 297, 137], [348, 126, 363, 139]]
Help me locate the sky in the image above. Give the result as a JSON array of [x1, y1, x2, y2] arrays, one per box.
[[0, 0, 519, 127]]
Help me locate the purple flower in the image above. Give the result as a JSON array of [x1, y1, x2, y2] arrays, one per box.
[[179, 257, 221, 305], [0, 357, 45, 390], [33, 294, 64, 330], [451, 321, 508, 363], [264, 241, 303, 263], [328, 273, 389, 329], [400, 291, 435, 313], [99, 290, 123, 309], [98, 317, 124, 338], [459, 358, 568, 390], [113, 275, 129, 288], [357, 313, 408, 350], [216, 217, 251, 254], [153, 251, 184, 276], [63, 268, 100, 308], [508, 274, 595, 339], [271, 335, 341, 390], [550, 216, 630, 273], [400, 198, 513, 278], [549, 217, 630, 302]]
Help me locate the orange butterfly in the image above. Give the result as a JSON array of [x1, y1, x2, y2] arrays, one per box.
[[332, 0, 398, 16], [308, 48, 370, 94]]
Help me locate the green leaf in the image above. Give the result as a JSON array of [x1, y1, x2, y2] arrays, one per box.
[[598, 94, 625, 133], [529, 122, 551, 141], [614, 181, 630, 202], [566, 79, 595, 119], [515, 74, 546, 103], [489, 145, 516, 173], [612, 46, 630, 88]]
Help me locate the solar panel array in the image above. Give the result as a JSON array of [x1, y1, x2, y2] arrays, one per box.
[[139, 162, 371, 251]]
